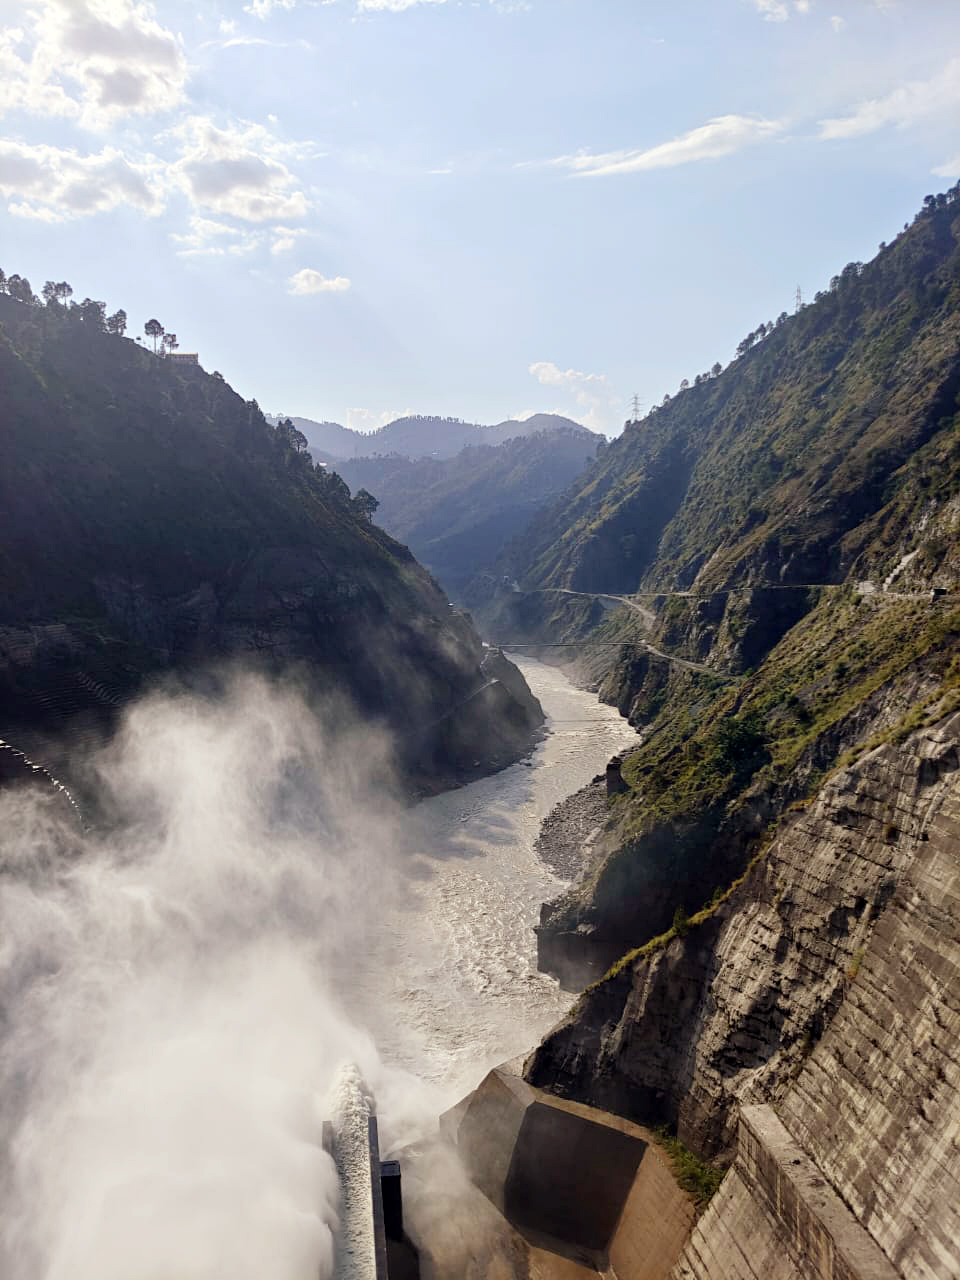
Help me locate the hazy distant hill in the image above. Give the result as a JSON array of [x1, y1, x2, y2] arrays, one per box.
[[334, 427, 601, 595], [270, 411, 592, 460], [269, 416, 362, 458]]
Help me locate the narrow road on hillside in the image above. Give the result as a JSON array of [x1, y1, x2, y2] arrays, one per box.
[[551, 587, 657, 629], [531, 589, 723, 678]]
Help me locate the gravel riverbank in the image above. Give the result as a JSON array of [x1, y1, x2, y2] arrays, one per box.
[[534, 776, 609, 882]]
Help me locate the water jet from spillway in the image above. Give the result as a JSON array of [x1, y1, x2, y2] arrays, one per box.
[[325, 1065, 419, 1280]]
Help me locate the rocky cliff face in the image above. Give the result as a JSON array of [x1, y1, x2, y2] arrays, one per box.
[[526, 712, 960, 1274]]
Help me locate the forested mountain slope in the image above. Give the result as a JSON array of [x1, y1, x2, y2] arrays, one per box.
[[512, 189, 960, 602], [521, 191, 960, 1280], [487, 186, 960, 984], [0, 288, 542, 793], [333, 427, 600, 595]]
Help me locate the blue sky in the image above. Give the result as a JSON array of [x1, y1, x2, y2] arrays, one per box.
[[1, 0, 958, 433]]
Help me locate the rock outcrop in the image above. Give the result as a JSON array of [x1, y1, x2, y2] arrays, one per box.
[[526, 714, 960, 1276]]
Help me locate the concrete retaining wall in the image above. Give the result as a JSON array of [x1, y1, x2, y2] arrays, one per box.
[[452, 1063, 696, 1278], [672, 1107, 901, 1280]]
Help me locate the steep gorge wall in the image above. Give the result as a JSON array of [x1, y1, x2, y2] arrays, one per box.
[[527, 714, 960, 1276], [777, 764, 960, 1276], [0, 293, 545, 796]]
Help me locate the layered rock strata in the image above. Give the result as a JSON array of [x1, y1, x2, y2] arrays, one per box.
[[526, 714, 960, 1277]]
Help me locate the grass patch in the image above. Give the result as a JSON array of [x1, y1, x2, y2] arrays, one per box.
[[653, 1126, 726, 1208], [583, 823, 784, 994]]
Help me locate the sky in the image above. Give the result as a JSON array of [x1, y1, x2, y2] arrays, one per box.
[[1, 0, 958, 435]]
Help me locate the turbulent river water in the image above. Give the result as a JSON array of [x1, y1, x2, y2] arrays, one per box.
[[0, 656, 637, 1279], [351, 656, 639, 1112]]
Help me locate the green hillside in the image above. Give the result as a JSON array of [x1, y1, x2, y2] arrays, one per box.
[[515, 190, 960, 603], [494, 186, 960, 982]]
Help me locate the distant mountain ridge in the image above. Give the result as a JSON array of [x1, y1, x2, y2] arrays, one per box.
[[333, 426, 600, 596], [268, 411, 593, 460]]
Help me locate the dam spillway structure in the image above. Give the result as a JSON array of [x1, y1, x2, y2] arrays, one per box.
[[324, 1066, 419, 1280]]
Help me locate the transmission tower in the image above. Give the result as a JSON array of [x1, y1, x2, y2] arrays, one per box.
[[795, 285, 803, 314], [631, 393, 643, 422]]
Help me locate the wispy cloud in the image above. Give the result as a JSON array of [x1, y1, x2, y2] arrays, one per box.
[[749, 0, 810, 20], [356, 0, 445, 9], [528, 361, 616, 432], [245, 0, 298, 18], [819, 56, 960, 139], [170, 216, 261, 257], [932, 154, 960, 179], [288, 269, 351, 295], [548, 114, 784, 178], [270, 225, 307, 254]]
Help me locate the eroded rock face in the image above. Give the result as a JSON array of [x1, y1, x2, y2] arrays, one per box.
[[778, 749, 960, 1277], [526, 712, 960, 1227]]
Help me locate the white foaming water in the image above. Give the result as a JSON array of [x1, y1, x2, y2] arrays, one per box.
[[327, 1065, 378, 1280], [0, 659, 636, 1277], [350, 656, 639, 1111]]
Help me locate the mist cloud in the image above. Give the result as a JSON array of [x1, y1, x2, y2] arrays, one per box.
[[0, 674, 435, 1280]]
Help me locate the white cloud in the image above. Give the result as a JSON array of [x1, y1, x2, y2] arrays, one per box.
[[819, 56, 960, 139], [170, 215, 261, 256], [750, 0, 811, 18], [830, 15, 846, 31], [528, 361, 617, 432], [0, 0, 188, 129], [357, 0, 446, 9], [0, 138, 164, 220], [288, 269, 351, 295], [270, 226, 306, 254], [345, 406, 412, 432], [529, 361, 605, 393], [933, 154, 960, 178], [549, 115, 784, 178], [166, 116, 309, 222], [245, 0, 297, 18]]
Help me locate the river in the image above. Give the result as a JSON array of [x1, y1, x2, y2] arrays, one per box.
[[352, 656, 639, 1112], [0, 656, 637, 1279]]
